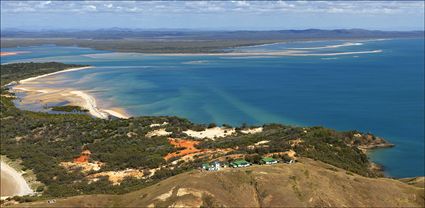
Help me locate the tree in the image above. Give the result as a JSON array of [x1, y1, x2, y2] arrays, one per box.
[[245, 154, 261, 164], [208, 123, 217, 128]]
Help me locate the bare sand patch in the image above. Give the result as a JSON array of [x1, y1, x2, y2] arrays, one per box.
[[240, 127, 263, 134], [290, 138, 304, 147], [155, 187, 175, 201], [60, 161, 103, 173], [254, 140, 269, 145], [88, 169, 145, 185], [149, 122, 169, 128], [184, 127, 235, 140], [146, 128, 172, 138]]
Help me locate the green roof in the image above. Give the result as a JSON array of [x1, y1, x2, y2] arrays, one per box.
[[232, 160, 249, 165], [202, 163, 210, 168], [262, 157, 277, 162]]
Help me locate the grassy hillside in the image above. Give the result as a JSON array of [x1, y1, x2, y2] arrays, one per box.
[[11, 158, 424, 207]]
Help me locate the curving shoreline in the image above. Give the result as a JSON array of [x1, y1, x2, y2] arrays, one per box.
[[69, 90, 130, 119], [11, 66, 131, 120], [19, 66, 93, 84], [0, 161, 34, 199]]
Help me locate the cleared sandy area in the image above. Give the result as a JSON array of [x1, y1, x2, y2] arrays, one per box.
[[240, 127, 263, 134], [60, 161, 104, 173], [146, 128, 172, 138], [0, 161, 34, 198], [87, 169, 145, 185], [149, 122, 168, 128], [184, 127, 235, 140]]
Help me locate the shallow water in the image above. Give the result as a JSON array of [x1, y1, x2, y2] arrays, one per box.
[[2, 38, 424, 178]]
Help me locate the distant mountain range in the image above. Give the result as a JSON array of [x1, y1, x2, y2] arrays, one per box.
[[1, 28, 423, 40]]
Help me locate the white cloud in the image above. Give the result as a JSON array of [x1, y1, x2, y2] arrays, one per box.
[[0, 1, 423, 15], [37, 1, 51, 8], [84, 5, 97, 12], [235, 1, 250, 7]]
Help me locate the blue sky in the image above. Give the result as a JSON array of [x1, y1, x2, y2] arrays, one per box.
[[1, 1, 424, 31]]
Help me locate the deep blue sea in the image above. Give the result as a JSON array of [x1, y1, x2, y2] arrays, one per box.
[[2, 38, 424, 178]]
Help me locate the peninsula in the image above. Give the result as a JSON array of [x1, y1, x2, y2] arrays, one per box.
[[1, 62, 422, 207]]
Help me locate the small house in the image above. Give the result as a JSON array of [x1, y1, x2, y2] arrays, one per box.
[[211, 161, 221, 171], [261, 157, 278, 165], [230, 159, 251, 168], [202, 163, 210, 170], [201, 161, 221, 171]]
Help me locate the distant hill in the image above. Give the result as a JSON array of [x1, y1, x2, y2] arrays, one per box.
[[12, 158, 424, 207], [1, 29, 423, 40]]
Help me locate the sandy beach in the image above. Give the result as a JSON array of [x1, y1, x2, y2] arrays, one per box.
[[0, 51, 30, 57], [19, 66, 93, 84], [0, 161, 34, 198], [11, 66, 130, 120], [70, 90, 130, 119]]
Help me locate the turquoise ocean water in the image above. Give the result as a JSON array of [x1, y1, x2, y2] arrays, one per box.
[[2, 38, 424, 178]]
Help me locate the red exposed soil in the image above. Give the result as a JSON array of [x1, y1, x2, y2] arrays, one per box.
[[73, 150, 91, 163], [164, 138, 205, 160]]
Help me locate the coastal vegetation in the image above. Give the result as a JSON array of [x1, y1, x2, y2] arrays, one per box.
[[1, 62, 394, 202], [50, 105, 88, 113], [0, 62, 88, 86]]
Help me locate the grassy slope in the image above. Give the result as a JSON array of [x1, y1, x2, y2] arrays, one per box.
[[15, 158, 424, 208]]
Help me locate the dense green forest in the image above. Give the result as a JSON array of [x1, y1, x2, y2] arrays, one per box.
[[0, 62, 391, 201]]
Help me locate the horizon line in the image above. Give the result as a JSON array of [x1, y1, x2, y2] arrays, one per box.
[[2, 27, 424, 32]]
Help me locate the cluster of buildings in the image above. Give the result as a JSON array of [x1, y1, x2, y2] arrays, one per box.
[[201, 161, 223, 171], [201, 157, 292, 171]]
